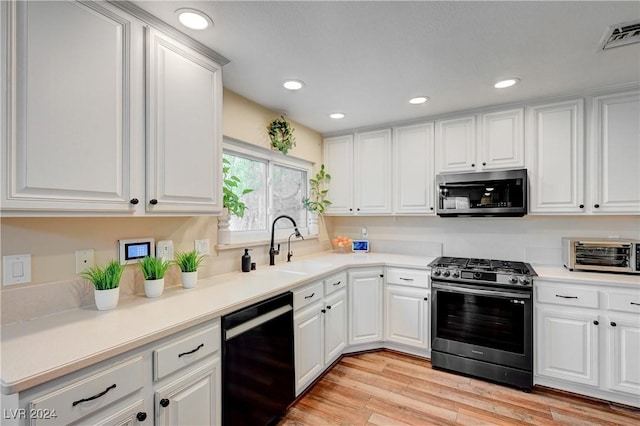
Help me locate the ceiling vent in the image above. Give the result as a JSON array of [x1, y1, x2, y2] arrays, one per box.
[[601, 20, 640, 50]]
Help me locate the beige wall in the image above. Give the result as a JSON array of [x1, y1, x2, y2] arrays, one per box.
[[0, 89, 327, 322]]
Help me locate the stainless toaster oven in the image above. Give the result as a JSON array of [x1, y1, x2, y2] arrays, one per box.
[[562, 237, 640, 274]]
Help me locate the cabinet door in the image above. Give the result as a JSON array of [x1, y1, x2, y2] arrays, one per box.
[[435, 116, 477, 173], [146, 28, 222, 214], [155, 360, 220, 426], [85, 399, 148, 426], [294, 303, 324, 394], [385, 285, 429, 349], [480, 108, 524, 170], [394, 123, 435, 214], [323, 135, 354, 214], [527, 99, 585, 213], [1, 1, 141, 214], [591, 91, 640, 214], [535, 307, 598, 386], [354, 129, 392, 214], [607, 314, 640, 396], [348, 270, 383, 345], [324, 289, 347, 365]]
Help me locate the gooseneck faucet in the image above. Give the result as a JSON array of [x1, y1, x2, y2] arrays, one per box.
[[269, 215, 303, 265]]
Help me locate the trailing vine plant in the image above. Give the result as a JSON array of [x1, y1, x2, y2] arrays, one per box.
[[267, 115, 296, 155], [303, 164, 332, 214]]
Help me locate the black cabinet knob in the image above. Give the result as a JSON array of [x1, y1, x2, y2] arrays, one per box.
[[380, 274, 384, 278], [321, 309, 326, 314], [593, 320, 599, 325], [357, 208, 360, 211], [150, 199, 158, 205], [471, 163, 475, 167], [579, 204, 584, 209], [130, 198, 139, 205], [430, 207, 434, 210], [611, 321, 617, 327], [349, 208, 353, 211], [424, 297, 428, 301], [160, 398, 170, 408], [482, 162, 486, 166], [136, 412, 147, 422], [326, 305, 332, 310], [594, 204, 600, 208]]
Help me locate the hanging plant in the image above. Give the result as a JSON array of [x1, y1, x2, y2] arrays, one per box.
[[267, 115, 296, 155]]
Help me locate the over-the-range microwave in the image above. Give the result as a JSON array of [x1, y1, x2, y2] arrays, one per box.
[[562, 237, 640, 274], [436, 169, 527, 217]]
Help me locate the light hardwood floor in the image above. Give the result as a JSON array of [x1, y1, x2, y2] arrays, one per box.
[[279, 350, 640, 426]]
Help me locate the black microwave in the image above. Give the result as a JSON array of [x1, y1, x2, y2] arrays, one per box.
[[436, 169, 528, 217]]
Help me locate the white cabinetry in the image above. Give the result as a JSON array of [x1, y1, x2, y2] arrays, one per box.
[[293, 290, 324, 393], [393, 123, 435, 214], [348, 268, 384, 345], [527, 99, 585, 213], [591, 90, 640, 214], [324, 130, 392, 214], [1, 1, 223, 216], [435, 109, 523, 174], [384, 268, 430, 353], [145, 28, 222, 214], [535, 281, 640, 407]]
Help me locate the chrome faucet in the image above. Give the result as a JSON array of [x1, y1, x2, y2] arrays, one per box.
[[269, 215, 303, 265]]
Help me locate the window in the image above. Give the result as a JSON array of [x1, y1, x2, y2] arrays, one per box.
[[223, 139, 311, 244]]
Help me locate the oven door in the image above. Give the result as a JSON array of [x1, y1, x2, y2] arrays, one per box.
[[431, 281, 532, 371]]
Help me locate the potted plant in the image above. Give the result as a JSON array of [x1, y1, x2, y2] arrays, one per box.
[[81, 260, 124, 311], [139, 256, 171, 298], [303, 164, 331, 234], [173, 250, 206, 289], [267, 116, 296, 155], [219, 156, 254, 244]]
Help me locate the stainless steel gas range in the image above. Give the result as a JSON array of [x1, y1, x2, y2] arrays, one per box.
[[429, 257, 537, 391]]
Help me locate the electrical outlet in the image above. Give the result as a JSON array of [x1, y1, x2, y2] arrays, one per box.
[[156, 240, 174, 261], [361, 227, 368, 238], [75, 249, 95, 274], [195, 239, 210, 255]]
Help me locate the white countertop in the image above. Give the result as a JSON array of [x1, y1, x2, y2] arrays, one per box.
[[2, 252, 638, 395], [0, 252, 429, 395]]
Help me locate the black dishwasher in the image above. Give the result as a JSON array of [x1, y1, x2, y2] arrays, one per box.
[[222, 292, 295, 426]]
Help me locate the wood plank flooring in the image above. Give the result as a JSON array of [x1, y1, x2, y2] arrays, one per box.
[[278, 350, 640, 426]]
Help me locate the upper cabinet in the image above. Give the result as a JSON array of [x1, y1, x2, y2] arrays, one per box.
[[1, 1, 224, 216], [393, 123, 435, 214], [527, 99, 585, 214], [324, 130, 392, 215], [590, 91, 640, 214], [145, 28, 222, 214], [435, 109, 524, 174]]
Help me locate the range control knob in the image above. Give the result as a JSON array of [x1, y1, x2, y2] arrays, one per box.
[[442, 270, 451, 278], [451, 271, 460, 278], [509, 276, 518, 284], [519, 276, 530, 285], [433, 269, 441, 277], [473, 272, 482, 279]]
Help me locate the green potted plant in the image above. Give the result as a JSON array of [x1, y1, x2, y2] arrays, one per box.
[[81, 260, 124, 311], [220, 157, 254, 244], [173, 250, 206, 289], [267, 115, 296, 155], [303, 164, 331, 234], [139, 256, 171, 298]]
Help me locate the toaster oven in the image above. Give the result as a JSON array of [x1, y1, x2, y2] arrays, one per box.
[[562, 238, 640, 274]]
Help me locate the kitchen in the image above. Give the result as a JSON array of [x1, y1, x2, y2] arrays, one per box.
[[1, 0, 640, 425]]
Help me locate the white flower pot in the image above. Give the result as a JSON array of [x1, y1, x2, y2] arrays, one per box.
[[94, 287, 119, 311], [217, 208, 231, 245], [308, 211, 319, 235], [144, 278, 165, 298], [181, 271, 198, 289]]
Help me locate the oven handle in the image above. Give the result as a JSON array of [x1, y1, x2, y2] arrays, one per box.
[[432, 282, 531, 299]]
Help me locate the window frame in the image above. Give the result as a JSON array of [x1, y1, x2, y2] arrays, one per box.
[[223, 137, 313, 245]]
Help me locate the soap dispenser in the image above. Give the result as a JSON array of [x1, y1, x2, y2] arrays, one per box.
[[241, 249, 252, 272]]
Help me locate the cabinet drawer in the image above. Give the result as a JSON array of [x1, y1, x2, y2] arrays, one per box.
[[324, 272, 347, 295], [607, 292, 640, 314], [29, 356, 144, 425], [536, 285, 599, 308], [293, 281, 323, 311], [154, 322, 220, 381], [386, 268, 429, 288]]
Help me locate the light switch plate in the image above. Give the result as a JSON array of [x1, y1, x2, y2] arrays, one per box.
[[195, 239, 210, 255], [75, 249, 95, 274], [3, 254, 32, 286]]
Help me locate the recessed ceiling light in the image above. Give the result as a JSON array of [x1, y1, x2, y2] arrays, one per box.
[[329, 113, 345, 119], [176, 8, 212, 30], [283, 80, 304, 91], [409, 96, 430, 105], [494, 78, 520, 89]]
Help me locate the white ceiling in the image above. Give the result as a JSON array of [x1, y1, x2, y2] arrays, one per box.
[[131, 1, 640, 135]]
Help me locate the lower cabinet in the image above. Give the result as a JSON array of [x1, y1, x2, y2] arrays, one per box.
[[385, 285, 430, 350], [294, 300, 325, 393], [348, 268, 384, 345], [535, 281, 640, 407]]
